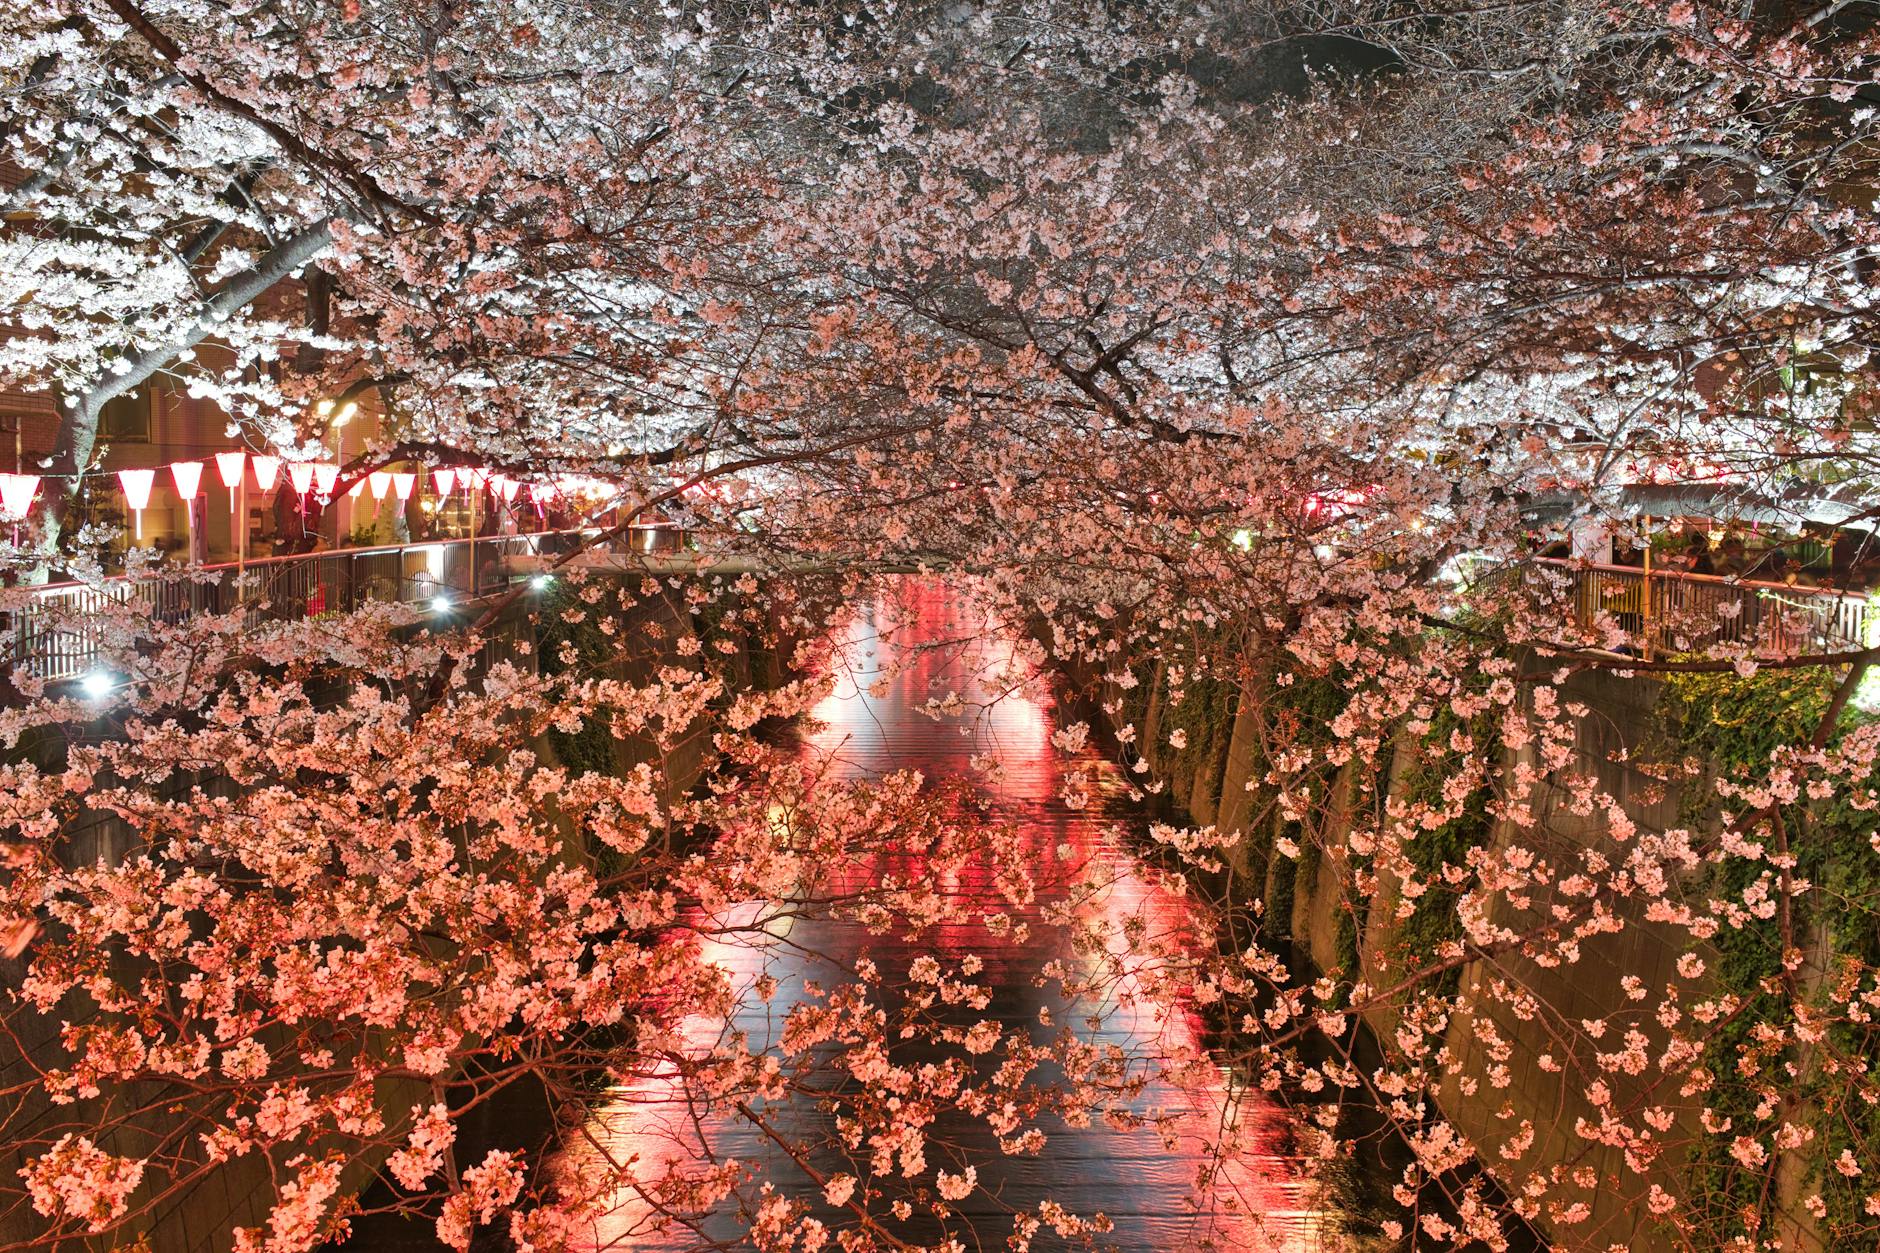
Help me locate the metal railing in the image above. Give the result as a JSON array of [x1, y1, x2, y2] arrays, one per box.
[[1535, 559, 1877, 656], [1, 526, 686, 684]]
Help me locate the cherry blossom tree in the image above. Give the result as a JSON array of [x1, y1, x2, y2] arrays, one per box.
[[5, 0, 1880, 1250]]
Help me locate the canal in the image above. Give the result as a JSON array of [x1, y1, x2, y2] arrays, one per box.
[[556, 580, 1342, 1251], [346, 578, 1355, 1250]]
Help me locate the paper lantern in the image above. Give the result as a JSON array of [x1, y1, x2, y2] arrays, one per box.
[[251, 455, 281, 492], [348, 475, 365, 498], [392, 472, 416, 502], [432, 467, 457, 498], [214, 451, 246, 489], [287, 462, 316, 496], [495, 474, 519, 503], [170, 460, 204, 500], [170, 463, 204, 544], [214, 452, 245, 519], [118, 468, 156, 539], [0, 473, 38, 522], [368, 471, 392, 500], [313, 464, 339, 497]]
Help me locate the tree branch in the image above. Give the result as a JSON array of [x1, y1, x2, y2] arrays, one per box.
[[98, 0, 437, 225]]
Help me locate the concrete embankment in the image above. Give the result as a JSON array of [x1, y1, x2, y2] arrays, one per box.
[[1046, 631, 1819, 1252]]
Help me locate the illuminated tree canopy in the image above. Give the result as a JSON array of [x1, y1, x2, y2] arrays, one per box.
[[3, 1, 1880, 1250]]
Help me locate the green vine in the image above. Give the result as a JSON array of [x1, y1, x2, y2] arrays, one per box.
[[533, 584, 623, 782], [1159, 660, 1241, 815], [1384, 706, 1498, 1002], [1267, 668, 1348, 952], [1658, 668, 1880, 1246]]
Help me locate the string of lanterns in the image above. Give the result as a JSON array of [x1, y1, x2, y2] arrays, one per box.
[[0, 453, 644, 531]]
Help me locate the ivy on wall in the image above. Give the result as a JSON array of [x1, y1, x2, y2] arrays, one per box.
[[1265, 667, 1348, 952], [1659, 668, 1880, 1246], [1100, 622, 1880, 1248], [532, 583, 625, 782], [1381, 706, 1499, 1002], [1156, 654, 1242, 815]]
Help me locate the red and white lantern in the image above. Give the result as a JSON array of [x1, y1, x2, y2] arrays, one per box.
[[0, 473, 39, 523], [392, 472, 416, 502], [171, 462, 204, 549], [251, 455, 281, 493], [432, 467, 457, 498], [287, 462, 316, 496], [118, 468, 156, 539], [170, 460, 204, 500], [313, 464, 339, 498], [214, 452, 246, 516], [368, 471, 391, 515]]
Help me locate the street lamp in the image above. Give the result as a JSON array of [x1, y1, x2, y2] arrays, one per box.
[[315, 399, 360, 547], [316, 398, 359, 464]]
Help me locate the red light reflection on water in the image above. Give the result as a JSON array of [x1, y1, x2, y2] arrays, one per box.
[[557, 581, 1337, 1251]]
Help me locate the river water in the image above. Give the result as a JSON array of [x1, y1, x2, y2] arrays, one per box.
[[552, 580, 1344, 1251]]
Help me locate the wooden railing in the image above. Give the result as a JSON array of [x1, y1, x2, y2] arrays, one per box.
[[1535, 559, 1877, 656], [1, 525, 688, 683]]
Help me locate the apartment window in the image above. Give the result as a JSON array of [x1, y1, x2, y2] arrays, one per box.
[[0, 412, 20, 472], [99, 391, 150, 442]]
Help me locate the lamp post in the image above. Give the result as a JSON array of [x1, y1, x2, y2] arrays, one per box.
[[317, 399, 358, 546], [316, 398, 359, 466]]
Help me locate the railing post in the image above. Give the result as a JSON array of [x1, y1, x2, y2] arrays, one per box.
[[470, 486, 481, 598], [1640, 526, 1655, 660]]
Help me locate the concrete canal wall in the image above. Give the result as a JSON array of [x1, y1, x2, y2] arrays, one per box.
[[1051, 637, 1822, 1253]]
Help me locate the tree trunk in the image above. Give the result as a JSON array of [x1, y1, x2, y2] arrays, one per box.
[[28, 216, 336, 567]]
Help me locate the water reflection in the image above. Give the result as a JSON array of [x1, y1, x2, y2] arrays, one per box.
[[562, 581, 1340, 1250]]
